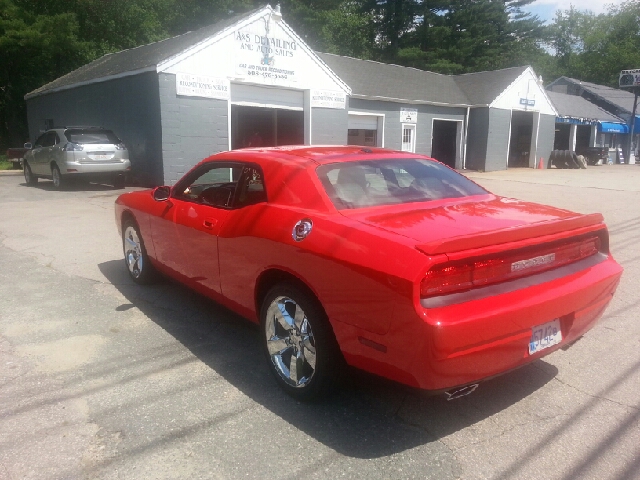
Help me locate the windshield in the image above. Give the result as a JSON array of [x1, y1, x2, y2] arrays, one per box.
[[316, 158, 488, 209], [64, 129, 120, 145]]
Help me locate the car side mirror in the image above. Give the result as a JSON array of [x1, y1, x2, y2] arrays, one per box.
[[24, 142, 32, 149], [153, 186, 171, 202]]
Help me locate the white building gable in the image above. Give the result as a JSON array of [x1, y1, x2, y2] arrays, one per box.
[[491, 67, 557, 115], [157, 6, 350, 98]]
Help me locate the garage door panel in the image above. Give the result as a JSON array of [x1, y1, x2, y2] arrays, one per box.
[[231, 84, 303, 110]]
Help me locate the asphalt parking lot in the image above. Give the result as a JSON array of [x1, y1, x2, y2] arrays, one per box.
[[0, 165, 639, 480]]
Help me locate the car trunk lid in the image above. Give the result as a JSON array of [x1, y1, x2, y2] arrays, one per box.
[[340, 195, 604, 255]]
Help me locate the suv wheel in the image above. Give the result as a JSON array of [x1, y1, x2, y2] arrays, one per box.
[[51, 165, 63, 189], [24, 162, 38, 186]]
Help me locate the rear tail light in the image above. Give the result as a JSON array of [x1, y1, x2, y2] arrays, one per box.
[[64, 142, 83, 151], [421, 235, 601, 298], [115, 143, 127, 150]]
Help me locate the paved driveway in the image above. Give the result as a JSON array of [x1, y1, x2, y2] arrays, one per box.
[[0, 166, 638, 479]]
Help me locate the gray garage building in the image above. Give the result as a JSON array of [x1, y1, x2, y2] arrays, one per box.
[[319, 54, 557, 171], [25, 5, 557, 186]]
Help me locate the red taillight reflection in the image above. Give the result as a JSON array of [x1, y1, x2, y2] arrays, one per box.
[[421, 236, 601, 298]]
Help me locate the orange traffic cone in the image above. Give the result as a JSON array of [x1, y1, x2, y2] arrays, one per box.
[[538, 157, 544, 169]]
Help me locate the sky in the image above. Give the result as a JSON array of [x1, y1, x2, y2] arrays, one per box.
[[522, 0, 624, 23]]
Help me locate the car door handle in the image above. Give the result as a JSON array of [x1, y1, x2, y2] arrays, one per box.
[[203, 217, 218, 229]]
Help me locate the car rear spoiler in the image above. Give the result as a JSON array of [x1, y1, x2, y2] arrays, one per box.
[[416, 213, 605, 255]]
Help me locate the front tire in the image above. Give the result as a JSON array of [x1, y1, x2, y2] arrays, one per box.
[[260, 284, 343, 401], [122, 219, 157, 284], [24, 162, 37, 186], [51, 165, 63, 189]]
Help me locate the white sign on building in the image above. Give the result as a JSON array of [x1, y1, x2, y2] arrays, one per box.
[[400, 108, 418, 123], [311, 89, 346, 109], [176, 73, 230, 99], [232, 27, 299, 87]]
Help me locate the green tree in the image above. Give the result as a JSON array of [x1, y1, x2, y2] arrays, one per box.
[[542, 1, 640, 87], [395, 0, 544, 74], [0, 0, 90, 147]]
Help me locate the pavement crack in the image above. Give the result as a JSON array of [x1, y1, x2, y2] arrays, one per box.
[[552, 376, 638, 410]]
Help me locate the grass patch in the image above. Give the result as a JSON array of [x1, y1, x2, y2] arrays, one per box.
[[0, 154, 20, 170]]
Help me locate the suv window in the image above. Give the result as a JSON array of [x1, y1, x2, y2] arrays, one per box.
[[34, 133, 47, 148], [64, 129, 120, 145], [41, 131, 58, 147]]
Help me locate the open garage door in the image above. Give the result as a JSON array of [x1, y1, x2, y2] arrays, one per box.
[[230, 84, 304, 149], [431, 120, 460, 168], [348, 114, 382, 147]]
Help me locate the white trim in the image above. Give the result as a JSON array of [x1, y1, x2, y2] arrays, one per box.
[[157, 9, 269, 72], [230, 101, 303, 111], [463, 106, 470, 169], [348, 111, 385, 148], [506, 109, 514, 169], [227, 99, 232, 151], [25, 66, 157, 99], [430, 117, 464, 168], [530, 111, 541, 168], [347, 110, 383, 116], [277, 20, 351, 95], [351, 93, 472, 108]]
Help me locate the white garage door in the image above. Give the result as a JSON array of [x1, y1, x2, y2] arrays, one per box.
[[230, 84, 303, 110], [348, 115, 379, 130]]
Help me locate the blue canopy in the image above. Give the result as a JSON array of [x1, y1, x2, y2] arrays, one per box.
[[598, 121, 629, 134]]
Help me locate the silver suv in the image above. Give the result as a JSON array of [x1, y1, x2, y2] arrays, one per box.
[[23, 127, 131, 188]]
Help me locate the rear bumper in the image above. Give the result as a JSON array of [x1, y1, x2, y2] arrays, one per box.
[[340, 254, 622, 391], [61, 160, 131, 175], [417, 254, 622, 390]]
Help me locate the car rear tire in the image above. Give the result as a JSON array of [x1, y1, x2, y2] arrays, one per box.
[[122, 219, 157, 284], [51, 165, 63, 189], [260, 284, 343, 401], [24, 162, 37, 185]]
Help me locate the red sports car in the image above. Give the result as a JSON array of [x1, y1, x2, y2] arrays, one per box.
[[115, 146, 622, 400]]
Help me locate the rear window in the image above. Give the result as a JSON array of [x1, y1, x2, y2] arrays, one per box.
[[64, 129, 120, 145], [316, 159, 488, 209]]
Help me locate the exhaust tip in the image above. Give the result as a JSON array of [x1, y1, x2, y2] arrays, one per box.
[[445, 384, 479, 401]]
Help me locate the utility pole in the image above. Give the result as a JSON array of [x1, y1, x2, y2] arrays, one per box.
[[619, 69, 640, 162], [629, 86, 638, 161]]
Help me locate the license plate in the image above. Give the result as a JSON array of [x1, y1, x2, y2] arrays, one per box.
[[91, 154, 110, 160], [529, 318, 562, 355]]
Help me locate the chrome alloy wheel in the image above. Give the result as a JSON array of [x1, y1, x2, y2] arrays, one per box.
[[123, 225, 144, 279], [265, 296, 317, 388]]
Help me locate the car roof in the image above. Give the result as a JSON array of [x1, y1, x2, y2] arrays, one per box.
[[221, 145, 424, 167]]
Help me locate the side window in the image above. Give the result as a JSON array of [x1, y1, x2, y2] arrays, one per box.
[[42, 132, 56, 147], [34, 134, 47, 148], [174, 165, 243, 208], [236, 166, 266, 207]]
